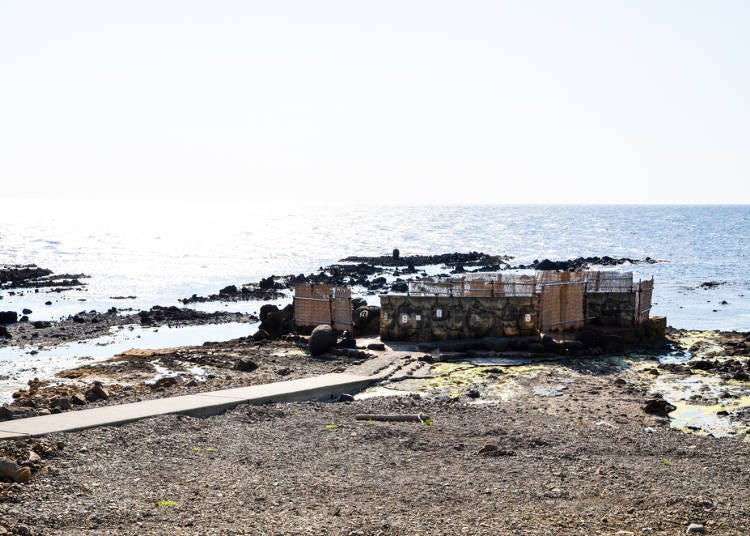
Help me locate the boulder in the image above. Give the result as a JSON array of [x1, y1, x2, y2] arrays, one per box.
[[643, 396, 676, 415], [252, 328, 271, 340], [150, 376, 182, 389], [259, 304, 279, 322], [70, 393, 87, 405], [390, 280, 408, 293], [0, 311, 18, 325], [236, 358, 259, 372], [21, 308, 32, 315], [0, 406, 15, 420], [0, 326, 10, 339], [259, 276, 275, 290], [351, 298, 367, 310], [85, 381, 110, 401], [0, 457, 31, 483], [309, 324, 337, 356], [51, 397, 72, 411], [259, 304, 294, 338], [219, 284, 238, 296], [338, 331, 357, 349]]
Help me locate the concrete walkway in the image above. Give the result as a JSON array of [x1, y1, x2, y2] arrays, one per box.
[[0, 372, 377, 440]]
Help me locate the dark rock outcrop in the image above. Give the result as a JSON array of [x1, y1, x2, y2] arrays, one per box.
[[0, 311, 18, 325]]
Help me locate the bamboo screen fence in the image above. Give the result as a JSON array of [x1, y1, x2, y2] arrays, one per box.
[[293, 284, 353, 331], [405, 271, 652, 331]]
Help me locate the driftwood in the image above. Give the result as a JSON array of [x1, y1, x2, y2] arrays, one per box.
[[0, 457, 31, 483], [354, 414, 429, 423]]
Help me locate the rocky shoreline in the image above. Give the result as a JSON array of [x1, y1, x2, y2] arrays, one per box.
[[3, 253, 750, 534], [1, 327, 749, 534]]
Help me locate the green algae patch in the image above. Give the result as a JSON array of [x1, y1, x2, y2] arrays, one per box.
[[649, 372, 750, 437], [155, 500, 178, 508], [424, 362, 543, 400]]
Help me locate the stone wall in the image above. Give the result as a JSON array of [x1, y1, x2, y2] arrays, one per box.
[[380, 295, 539, 342], [585, 292, 636, 328]]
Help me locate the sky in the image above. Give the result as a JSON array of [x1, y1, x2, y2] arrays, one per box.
[[0, 1, 748, 204]]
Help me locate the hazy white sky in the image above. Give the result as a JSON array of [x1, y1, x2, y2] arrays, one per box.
[[1, 1, 748, 204]]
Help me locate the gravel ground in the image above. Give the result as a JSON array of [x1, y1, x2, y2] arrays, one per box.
[[2, 355, 749, 535]]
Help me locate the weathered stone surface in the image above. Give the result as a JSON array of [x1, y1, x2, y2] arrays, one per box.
[[309, 324, 337, 356], [380, 295, 538, 342]]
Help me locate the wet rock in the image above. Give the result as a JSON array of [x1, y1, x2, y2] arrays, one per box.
[[642, 396, 676, 415], [367, 342, 386, 351], [0, 311, 18, 325], [686, 524, 705, 534], [21, 308, 32, 315], [337, 393, 355, 402], [44, 301, 52, 305], [528, 342, 545, 353], [236, 358, 259, 372], [0, 326, 10, 339], [466, 388, 480, 398], [275, 367, 293, 376], [309, 324, 337, 356], [31, 320, 51, 329]]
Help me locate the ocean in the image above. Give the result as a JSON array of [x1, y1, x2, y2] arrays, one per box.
[[1, 202, 748, 331]]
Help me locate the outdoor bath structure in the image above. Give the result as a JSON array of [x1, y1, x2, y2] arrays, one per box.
[[379, 271, 666, 343]]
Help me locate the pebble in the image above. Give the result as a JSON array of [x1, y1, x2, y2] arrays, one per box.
[[686, 523, 706, 534]]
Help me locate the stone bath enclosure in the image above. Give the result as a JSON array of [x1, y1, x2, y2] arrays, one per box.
[[378, 271, 662, 343]]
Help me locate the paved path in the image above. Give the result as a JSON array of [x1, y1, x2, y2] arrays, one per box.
[[0, 372, 376, 440]]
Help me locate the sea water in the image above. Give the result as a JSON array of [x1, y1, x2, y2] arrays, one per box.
[[1, 202, 748, 330]]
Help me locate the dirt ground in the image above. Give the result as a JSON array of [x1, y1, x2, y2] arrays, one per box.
[[1, 332, 750, 535]]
